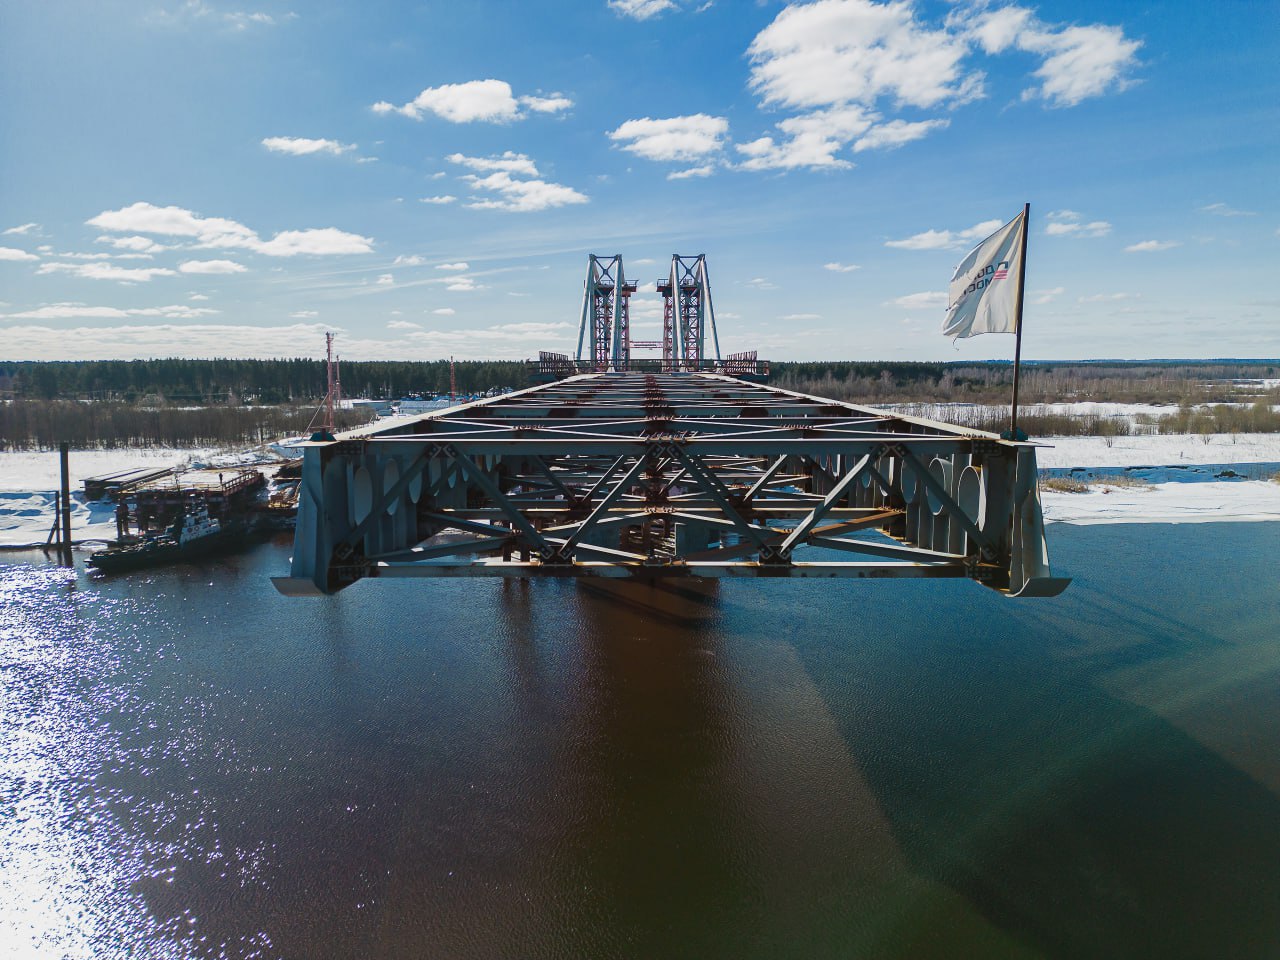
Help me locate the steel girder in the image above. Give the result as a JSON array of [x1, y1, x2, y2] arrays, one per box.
[[273, 373, 1069, 598]]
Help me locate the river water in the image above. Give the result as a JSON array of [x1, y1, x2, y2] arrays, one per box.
[[2, 523, 1279, 959]]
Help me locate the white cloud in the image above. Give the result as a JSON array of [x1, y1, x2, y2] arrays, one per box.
[[372, 79, 571, 123], [737, 105, 876, 171], [419, 195, 457, 205], [452, 155, 589, 213], [98, 234, 167, 253], [189, 293, 210, 301], [447, 151, 541, 176], [88, 201, 374, 256], [3, 223, 38, 236], [387, 320, 422, 330], [376, 273, 395, 286], [0, 246, 39, 262], [608, 114, 729, 162], [36, 261, 177, 282], [745, 277, 776, 289], [432, 307, 456, 316], [748, 0, 980, 112], [290, 310, 318, 318], [520, 94, 574, 114], [1032, 286, 1064, 305], [885, 219, 1002, 250], [853, 118, 948, 152], [780, 312, 822, 321], [262, 136, 356, 156], [178, 259, 246, 274], [609, 0, 677, 19], [52, 252, 113, 260], [2, 302, 219, 321], [436, 262, 469, 271], [1043, 210, 1111, 238], [1200, 202, 1256, 217], [1124, 239, 1180, 253], [668, 164, 716, 180], [887, 291, 947, 309], [824, 262, 860, 272], [393, 255, 426, 266], [445, 277, 484, 292]]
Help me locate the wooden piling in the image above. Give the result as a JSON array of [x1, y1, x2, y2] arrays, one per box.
[[59, 442, 73, 566]]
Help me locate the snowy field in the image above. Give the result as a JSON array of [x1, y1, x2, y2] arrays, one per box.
[[2, 429, 1278, 547]]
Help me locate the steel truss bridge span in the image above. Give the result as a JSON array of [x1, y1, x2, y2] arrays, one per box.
[[274, 374, 1068, 598]]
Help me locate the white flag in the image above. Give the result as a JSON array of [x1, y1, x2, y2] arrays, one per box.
[[943, 211, 1025, 339]]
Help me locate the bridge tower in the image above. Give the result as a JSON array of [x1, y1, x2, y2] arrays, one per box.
[[575, 255, 636, 372], [659, 255, 720, 370]]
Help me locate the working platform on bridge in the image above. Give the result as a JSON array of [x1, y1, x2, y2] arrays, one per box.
[[274, 372, 1067, 598]]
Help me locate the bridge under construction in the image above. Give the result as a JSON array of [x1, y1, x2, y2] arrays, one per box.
[[274, 255, 1067, 598]]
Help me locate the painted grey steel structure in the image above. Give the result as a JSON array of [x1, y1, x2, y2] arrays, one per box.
[[274, 373, 1068, 598]]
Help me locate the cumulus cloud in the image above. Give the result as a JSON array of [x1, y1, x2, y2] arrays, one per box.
[[98, 234, 168, 253], [1124, 239, 1180, 252], [608, 114, 729, 163], [36, 261, 177, 282], [957, 3, 1142, 106], [1032, 286, 1064, 305], [667, 165, 715, 180], [449, 153, 588, 212], [0, 246, 39, 262], [1044, 210, 1111, 238], [445, 277, 484, 292], [178, 259, 247, 274], [436, 262, 469, 271], [376, 273, 395, 286], [3, 223, 39, 236], [387, 319, 422, 330], [721, 1, 1140, 173], [748, 0, 979, 111], [824, 262, 861, 272], [608, 0, 677, 19], [885, 219, 1003, 250], [262, 136, 356, 156], [419, 195, 457, 205], [88, 202, 374, 256], [1, 302, 219, 321], [290, 310, 318, 318], [432, 307, 456, 316], [853, 118, 949, 152], [446, 151, 540, 176], [887, 291, 947, 309], [393, 255, 426, 266], [737, 105, 875, 170], [372, 79, 572, 123]]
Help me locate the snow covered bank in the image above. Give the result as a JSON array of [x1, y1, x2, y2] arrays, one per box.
[[0, 446, 281, 547], [1040, 478, 1280, 525], [1034, 433, 1280, 470]]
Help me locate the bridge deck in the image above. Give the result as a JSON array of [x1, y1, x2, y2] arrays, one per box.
[[275, 373, 1067, 597]]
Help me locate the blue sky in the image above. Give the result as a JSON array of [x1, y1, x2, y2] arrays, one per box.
[[1, 0, 1276, 362]]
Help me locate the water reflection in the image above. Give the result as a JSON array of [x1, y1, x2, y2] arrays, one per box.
[[1, 524, 1278, 959]]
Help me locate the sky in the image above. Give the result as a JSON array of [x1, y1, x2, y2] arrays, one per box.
[[1, 0, 1276, 363]]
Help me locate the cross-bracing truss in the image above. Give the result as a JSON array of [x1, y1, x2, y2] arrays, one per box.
[[275, 373, 1068, 597]]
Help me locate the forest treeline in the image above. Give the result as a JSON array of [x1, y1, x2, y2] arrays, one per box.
[[772, 360, 1280, 405], [2, 358, 1276, 404], [0, 401, 373, 451], [0, 358, 526, 403]]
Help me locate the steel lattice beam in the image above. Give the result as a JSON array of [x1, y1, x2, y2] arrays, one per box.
[[274, 373, 1069, 598]]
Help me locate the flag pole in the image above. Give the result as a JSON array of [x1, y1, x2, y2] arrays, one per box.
[[1009, 202, 1030, 440]]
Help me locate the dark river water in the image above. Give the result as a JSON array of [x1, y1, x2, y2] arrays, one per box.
[[2, 523, 1279, 959]]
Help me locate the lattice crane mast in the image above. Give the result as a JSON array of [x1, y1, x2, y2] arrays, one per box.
[[575, 255, 637, 372]]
